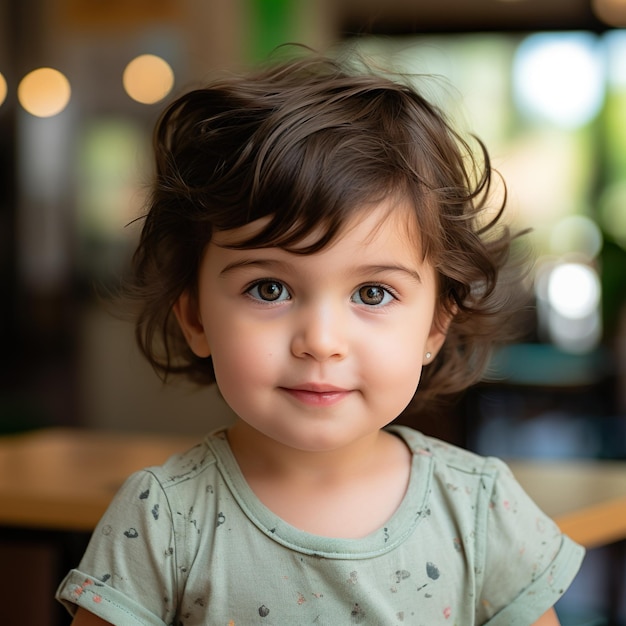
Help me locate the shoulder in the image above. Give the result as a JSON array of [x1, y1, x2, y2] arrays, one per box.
[[104, 431, 224, 524], [88, 431, 229, 570], [390, 425, 518, 534], [391, 424, 504, 482], [391, 426, 584, 621], [146, 431, 220, 489]]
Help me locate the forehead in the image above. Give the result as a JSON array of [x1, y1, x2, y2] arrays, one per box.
[[211, 196, 422, 255]]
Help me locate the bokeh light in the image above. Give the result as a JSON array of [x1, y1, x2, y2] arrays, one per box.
[[17, 67, 71, 117], [513, 33, 604, 128], [122, 54, 174, 105], [547, 262, 601, 320], [549, 215, 603, 260], [605, 30, 626, 87], [548, 307, 602, 354], [593, 0, 626, 27], [0, 72, 7, 108], [536, 260, 602, 353]]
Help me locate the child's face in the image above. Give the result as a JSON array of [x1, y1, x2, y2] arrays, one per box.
[[175, 199, 447, 453]]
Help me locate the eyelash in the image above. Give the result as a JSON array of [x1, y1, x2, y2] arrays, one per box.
[[244, 279, 399, 308], [351, 283, 398, 307], [245, 279, 291, 303]]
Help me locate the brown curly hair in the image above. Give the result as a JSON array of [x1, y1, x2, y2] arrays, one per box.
[[128, 52, 529, 413]]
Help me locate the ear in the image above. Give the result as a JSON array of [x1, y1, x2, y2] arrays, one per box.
[[172, 290, 211, 358], [423, 309, 454, 366]]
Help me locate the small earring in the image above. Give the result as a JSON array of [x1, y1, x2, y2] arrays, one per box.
[[425, 351, 432, 359]]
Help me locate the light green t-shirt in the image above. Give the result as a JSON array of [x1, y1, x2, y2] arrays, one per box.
[[56, 426, 583, 625]]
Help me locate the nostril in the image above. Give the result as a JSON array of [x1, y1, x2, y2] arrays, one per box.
[[290, 330, 347, 362]]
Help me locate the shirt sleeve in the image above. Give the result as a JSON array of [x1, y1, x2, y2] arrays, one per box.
[[475, 458, 585, 626], [56, 469, 180, 626]]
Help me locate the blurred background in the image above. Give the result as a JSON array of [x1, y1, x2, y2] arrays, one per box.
[[0, 0, 625, 624]]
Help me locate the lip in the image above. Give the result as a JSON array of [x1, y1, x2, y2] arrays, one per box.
[[279, 383, 352, 407]]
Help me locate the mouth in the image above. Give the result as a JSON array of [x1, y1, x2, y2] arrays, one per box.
[[279, 384, 352, 407]]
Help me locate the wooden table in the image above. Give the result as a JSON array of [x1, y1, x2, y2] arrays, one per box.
[[509, 459, 626, 549], [0, 428, 198, 532], [0, 428, 625, 548]]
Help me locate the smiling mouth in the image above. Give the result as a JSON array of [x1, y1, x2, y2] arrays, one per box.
[[280, 386, 352, 407]]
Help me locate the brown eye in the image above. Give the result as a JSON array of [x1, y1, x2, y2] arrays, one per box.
[[248, 280, 289, 302], [353, 285, 393, 306]]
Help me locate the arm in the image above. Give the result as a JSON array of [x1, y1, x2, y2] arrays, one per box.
[[57, 470, 181, 624], [476, 459, 584, 624], [531, 608, 560, 626], [71, 608, 113, 626]]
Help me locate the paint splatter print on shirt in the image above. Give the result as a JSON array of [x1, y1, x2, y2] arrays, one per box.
[[56, 426, 583, 625]]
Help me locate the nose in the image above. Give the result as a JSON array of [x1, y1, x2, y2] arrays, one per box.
[[290, 301, 349, 362]]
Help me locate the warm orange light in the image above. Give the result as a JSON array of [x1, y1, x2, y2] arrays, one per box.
[[0, 73, 7, 107], [18, 67, 71, 117], [122, 54, 174, 105], [592, 0, 626, 26]]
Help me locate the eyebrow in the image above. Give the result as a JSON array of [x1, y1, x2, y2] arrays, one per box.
[[362, 264, 423, 284], [218, 258, 284, 276], [219, 258, 422, 283]]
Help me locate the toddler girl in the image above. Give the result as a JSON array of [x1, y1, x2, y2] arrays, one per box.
[[57, 52, 583, 625]]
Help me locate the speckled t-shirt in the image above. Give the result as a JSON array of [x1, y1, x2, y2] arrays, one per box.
[[56, 425, 583, 625]]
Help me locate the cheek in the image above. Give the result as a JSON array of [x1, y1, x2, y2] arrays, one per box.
[[208, 319, 282, 391], [364, 352, 423, 421], [369, 348, 424, 390], [364, 317, 430, 386], [210, 330, 286, 424]]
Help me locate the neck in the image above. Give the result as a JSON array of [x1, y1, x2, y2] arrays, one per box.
[[227, 419, 387, 482], [225, 419, 412, 538]]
